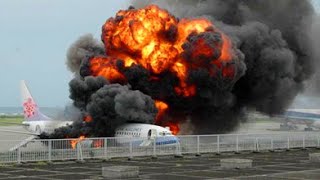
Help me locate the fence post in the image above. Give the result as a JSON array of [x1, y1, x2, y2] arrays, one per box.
[[254, 138, 259, 153], [175, 139, 182, 157], [129, 140, 133, 160], [236, 135, 239, 153], [104, 138, 108, 159], [302, 135, 306, 150], [270, 138, 274, 152], [152, 138, 157, 158], [17, 146, 21, 164], [318, 136, 320, 149], [196, 136, 200, 156], [216, 135, 220, 155], [287, 136, 290, 151], [76, 143, 79, 160], [77, 143, 84, 162], [48, 140, 52, 162]]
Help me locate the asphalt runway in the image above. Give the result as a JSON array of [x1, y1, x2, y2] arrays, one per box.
[[234, 122, 281, 134], [0, 148, 320, 179], [0, 126, 31, 152], [0, 126, 30, 140]]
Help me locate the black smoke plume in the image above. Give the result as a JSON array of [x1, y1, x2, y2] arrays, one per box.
[[41, 76, 157, 138], [131, 0, 315, 112], [42, 0, 318, 138], [129, 0, 317, 133]]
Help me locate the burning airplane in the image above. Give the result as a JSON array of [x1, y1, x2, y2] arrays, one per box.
[[43, 0, 316, 139]]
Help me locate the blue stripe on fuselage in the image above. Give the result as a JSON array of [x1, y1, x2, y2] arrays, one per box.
[[129, 136, 179, 146], [155, 136, 179, 145]]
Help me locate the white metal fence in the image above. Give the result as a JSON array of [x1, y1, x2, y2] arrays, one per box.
[[0, 132, 320, 164]]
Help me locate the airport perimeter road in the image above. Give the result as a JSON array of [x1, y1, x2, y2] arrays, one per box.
[[1, 149, 320, 179], [0, 126, 31, 152], [0, 126, 30, 140]]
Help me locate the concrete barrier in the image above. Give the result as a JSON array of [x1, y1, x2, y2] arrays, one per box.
[[309, 153, 320, 162], [102, 166, 139, 179], [220, 159, 252, 169]]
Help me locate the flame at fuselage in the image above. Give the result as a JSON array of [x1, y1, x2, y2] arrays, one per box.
[[70, 135, 85, 149]]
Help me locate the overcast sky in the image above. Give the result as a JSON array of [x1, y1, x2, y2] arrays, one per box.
[[0, 0, 319, 107], [0, 0, 127, 107]]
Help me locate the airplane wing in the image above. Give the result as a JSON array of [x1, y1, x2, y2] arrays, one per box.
[[0, 129, 40, 136]]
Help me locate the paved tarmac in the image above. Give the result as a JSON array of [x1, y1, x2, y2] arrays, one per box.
[[0, 126, 31, 152], [0, 148, 320, 179], [0, 126, 29, 140]]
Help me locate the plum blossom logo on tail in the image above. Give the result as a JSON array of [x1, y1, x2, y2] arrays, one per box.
[[23, 98, 37, 118]]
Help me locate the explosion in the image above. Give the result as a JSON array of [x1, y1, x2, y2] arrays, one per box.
[[44, 0, 316, 139], [88, 5, 236, 97], [82, 5, 242, 133]]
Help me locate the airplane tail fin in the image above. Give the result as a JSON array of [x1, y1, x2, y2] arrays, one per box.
[[20, 80, 51, 121]]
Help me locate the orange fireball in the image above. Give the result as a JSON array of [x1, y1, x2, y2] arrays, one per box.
[[89, 5, 234, 98]]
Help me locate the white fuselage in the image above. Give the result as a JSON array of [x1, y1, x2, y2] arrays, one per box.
[[114, 123, 178, 146], [22, 120, 176, 140], [115, 123, 173, 138], [21, 121, 179, 147], [22, 120, 73, 134]]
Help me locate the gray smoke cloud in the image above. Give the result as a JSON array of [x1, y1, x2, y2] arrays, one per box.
[[66, 34, 105, 74], [87, 84, 157, 136], [223, 21, 302, 114], [42, 76, 157, 138], [131, 0, 316, 113], [128, 0, 318, 133], [69, 76, 108, 110], [305, 15, 320, 95], [114, 86, 157, 122]]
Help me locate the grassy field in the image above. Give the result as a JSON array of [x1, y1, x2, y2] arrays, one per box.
[[0, 116, 24, 126]]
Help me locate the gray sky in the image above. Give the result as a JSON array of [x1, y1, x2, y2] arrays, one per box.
[[0, 0, 127, 107], [0, 0, 319, 107]]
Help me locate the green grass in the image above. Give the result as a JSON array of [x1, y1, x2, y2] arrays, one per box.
[[0, 117, 24, 126]]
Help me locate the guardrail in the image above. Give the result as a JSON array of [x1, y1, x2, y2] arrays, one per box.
[[0, 132, 320, 164]]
